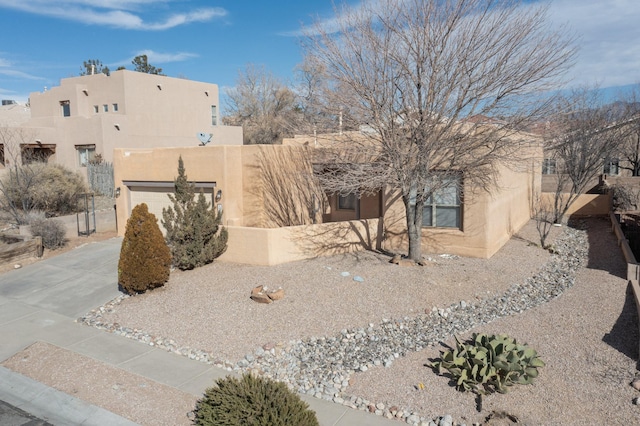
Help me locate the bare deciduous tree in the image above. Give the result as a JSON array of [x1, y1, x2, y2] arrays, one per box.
[[302, 0, 576, 260], [223, 64, 297, 144], [0, 126, 42, 224], [544, 87, 621, 223], [616, 86, 640, 176], [251, 146, 326, 227], [290, 57, 347, 136]]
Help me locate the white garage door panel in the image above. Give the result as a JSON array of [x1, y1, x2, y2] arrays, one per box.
[[129, 186, 173, 226], [128, 185, 216, 233]]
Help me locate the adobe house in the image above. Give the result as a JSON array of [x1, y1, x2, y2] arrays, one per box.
[[0, 70, 241, 174], [114, 128, 543, 264], [283, 132, 543, 259]]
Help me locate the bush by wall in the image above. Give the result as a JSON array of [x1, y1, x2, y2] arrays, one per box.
[[0, 162, 87, 224], [29, 217, 67, 249], [118, 203, 171, 295], [193, 374, 319, 426]]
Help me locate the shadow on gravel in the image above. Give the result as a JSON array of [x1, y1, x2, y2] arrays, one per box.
[[602, 282, 640, 366], [582, 216, 626, 279]]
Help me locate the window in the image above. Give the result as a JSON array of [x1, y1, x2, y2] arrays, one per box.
[[103, 104, 108, 112], [60, 100, 70, 117], [603, 158, 619, 175], [76, 144, 96, 167], [94, 105, 99, 113], [112, 103, 118, 112], [542, 158, 556, 175], [422, 175, 462, 229], [338, 193, 357, 210], [211, 105, 218, 126]]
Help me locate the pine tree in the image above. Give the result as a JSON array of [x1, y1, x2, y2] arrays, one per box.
[[162, 156, 228, 270], [118, 203, 171, 294]]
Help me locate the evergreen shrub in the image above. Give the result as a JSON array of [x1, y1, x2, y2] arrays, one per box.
[[162, 156, 227, 270], [118, 203, 171, 295], [193, 374, 319, 426]]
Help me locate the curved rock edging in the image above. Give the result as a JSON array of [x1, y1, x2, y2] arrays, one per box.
[[78, 222, 588, 425]]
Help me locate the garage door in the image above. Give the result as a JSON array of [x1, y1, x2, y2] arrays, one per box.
[[129, 185, 173, 224], [125, 181, 216, 233]]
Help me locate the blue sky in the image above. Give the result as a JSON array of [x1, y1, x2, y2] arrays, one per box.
[[0, 0, 639, 107]]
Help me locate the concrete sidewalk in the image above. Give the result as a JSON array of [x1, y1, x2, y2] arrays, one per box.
[[0, 238, 396, 426]]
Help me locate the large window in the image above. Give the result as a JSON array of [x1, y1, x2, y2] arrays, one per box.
[[603, 158, 619, 175], [76, 144, 96, 167], [422, 175, 462, 229], [542, 158, 557, 174], [422, 176, 462, 228], [60, 100, 70, 117]]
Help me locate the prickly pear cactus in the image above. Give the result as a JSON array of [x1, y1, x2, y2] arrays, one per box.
[[428, 333, 544, 398]]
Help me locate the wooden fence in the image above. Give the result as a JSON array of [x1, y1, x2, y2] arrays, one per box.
[[0, 233, 43, 266]]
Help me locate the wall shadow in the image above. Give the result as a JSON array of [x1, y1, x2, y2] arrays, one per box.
[[581, 216, 627, 279], [582, 216, 640, 367], [602, 282, 640, 366]]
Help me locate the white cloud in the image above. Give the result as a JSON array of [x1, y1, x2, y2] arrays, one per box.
[[111, 50, 199, 68], [0, 56, 44, 80], [547, 0, 640, 88], [284, 0, 640, 90], [0, 0, 227, 30], [133, 50, 199, 63]]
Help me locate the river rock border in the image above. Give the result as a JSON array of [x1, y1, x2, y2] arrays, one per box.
[[78, 222, 588, 426]]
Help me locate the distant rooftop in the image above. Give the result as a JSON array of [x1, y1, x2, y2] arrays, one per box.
[[0, 101, 31, 126]]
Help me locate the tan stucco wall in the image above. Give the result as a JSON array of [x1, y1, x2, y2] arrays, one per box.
[[114, 144, 382, 265], [383, 155, 540, 259], [540, 192, 611, 217], [219, 219, 382, 265], [114, 146, 247, 232]]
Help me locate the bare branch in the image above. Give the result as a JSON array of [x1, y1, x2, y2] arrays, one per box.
[[302, 0, 576, 260]]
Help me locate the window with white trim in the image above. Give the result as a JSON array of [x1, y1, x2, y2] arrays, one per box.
[[76, 145, 96, 167], [422, 175, 462, 229], [410, 175, 462, 229]]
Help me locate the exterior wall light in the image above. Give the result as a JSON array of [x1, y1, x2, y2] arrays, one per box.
[[114, 124, 120, 130], [215, 189, 222, 202], [115, 187, 121, 197]]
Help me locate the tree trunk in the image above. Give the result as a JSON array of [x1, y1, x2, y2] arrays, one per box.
[[404, 191, 423, 262]]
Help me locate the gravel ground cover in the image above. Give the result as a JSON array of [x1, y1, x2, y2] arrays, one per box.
[[4, 218, 640, 425]]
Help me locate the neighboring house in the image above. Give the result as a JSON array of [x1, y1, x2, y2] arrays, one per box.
[[0, 70, 242, 175], [113, 128, 543, 264]]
